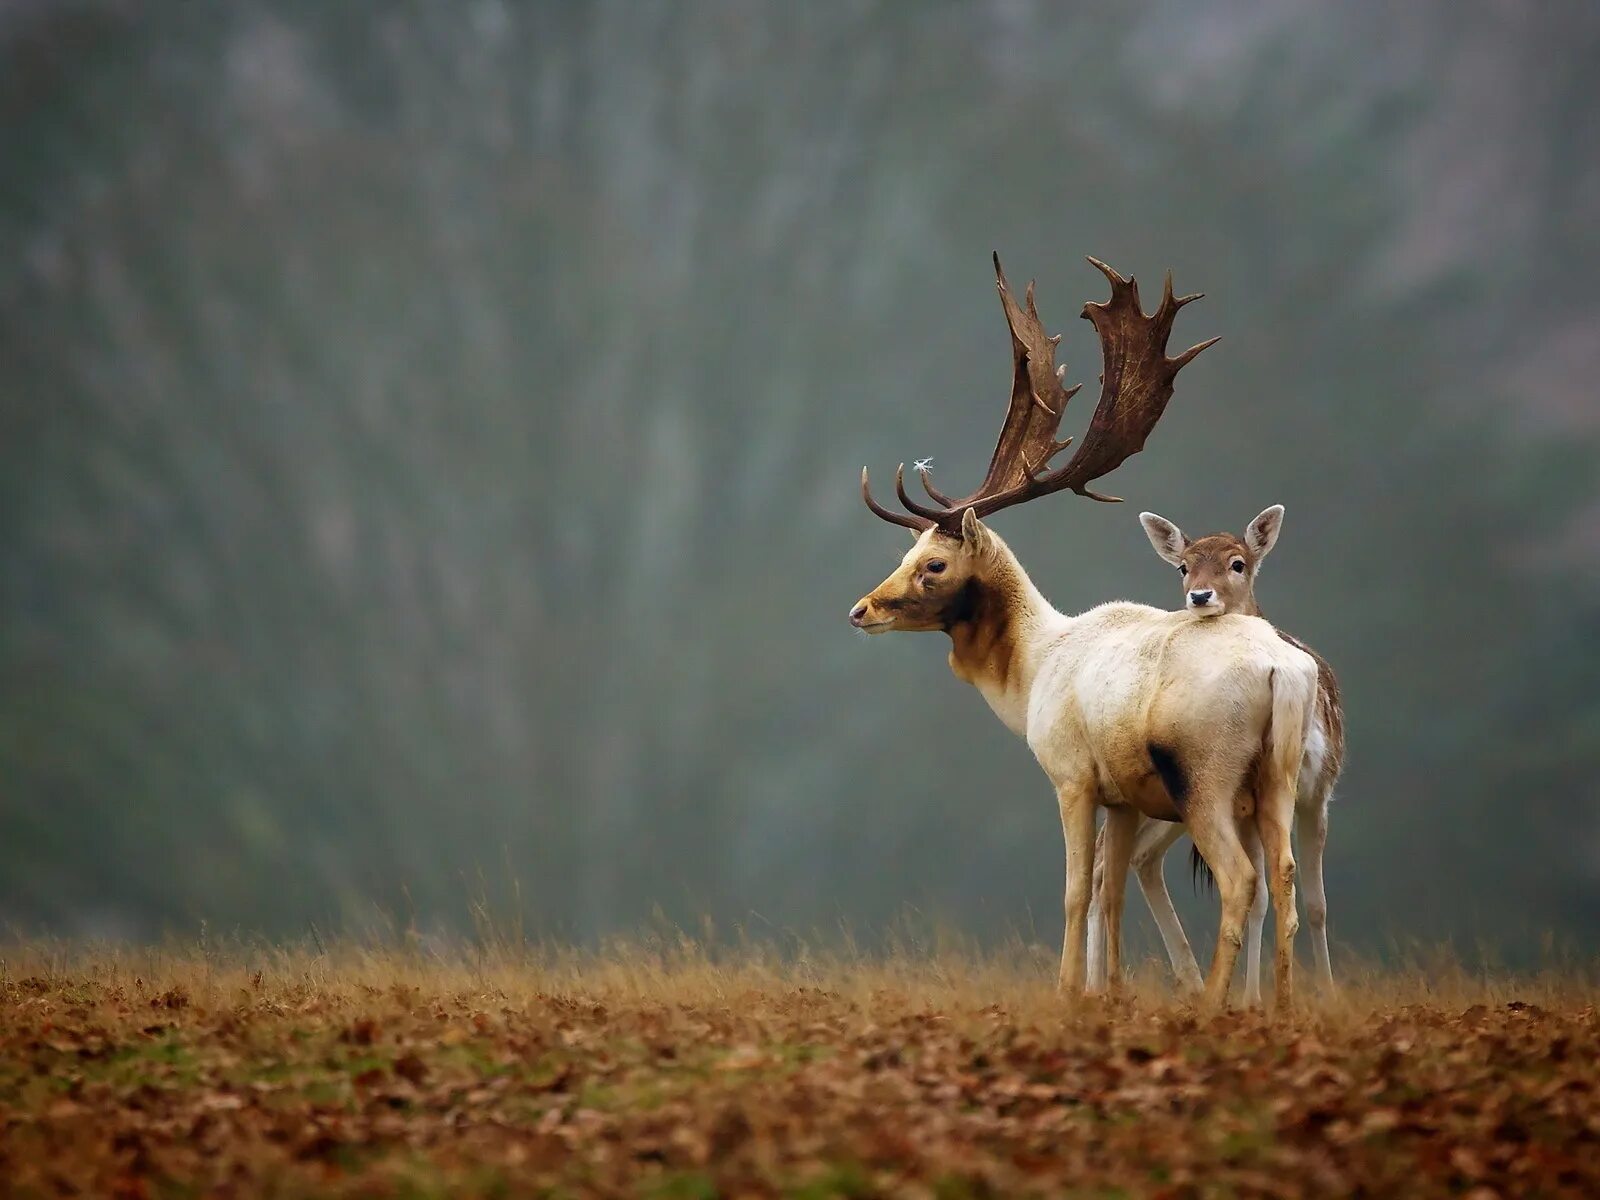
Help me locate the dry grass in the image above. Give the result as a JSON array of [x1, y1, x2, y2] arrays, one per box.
[[2, 935, 1598, 1197]]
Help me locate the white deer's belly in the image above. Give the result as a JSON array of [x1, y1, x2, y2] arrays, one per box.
[[1031, 641, 1188, 820]]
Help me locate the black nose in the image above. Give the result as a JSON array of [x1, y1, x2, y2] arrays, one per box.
[[1188, 590, 1214, 606], [850, 602, 869, 626]]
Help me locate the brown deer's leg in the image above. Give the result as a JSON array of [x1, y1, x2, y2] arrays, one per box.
[[1298, 795, 1333, 991], [1184, 801, 1257, 1011], [1241, 819, 1269, 1008], [1099, 807, 1139, 989], [1131, 818, 1203, 993], [1056, 779, 1098, 996], [1087, 822, 1107, 992]]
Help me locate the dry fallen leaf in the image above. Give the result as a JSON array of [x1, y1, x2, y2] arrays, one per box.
[[4, 953, 1599, 1198]]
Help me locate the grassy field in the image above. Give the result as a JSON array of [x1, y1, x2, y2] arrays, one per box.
[[2, 939, 1598, 1198]]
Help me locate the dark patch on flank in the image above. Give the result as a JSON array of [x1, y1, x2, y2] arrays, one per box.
[[1147, 743, 1189, 816]]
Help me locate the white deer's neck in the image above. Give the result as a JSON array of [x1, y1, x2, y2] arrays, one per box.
[[944, 538, 1062, 736]]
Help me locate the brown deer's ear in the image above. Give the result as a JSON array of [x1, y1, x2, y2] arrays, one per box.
[[1246, 504, 1285, 562], [1139, 512, 1187, 566]]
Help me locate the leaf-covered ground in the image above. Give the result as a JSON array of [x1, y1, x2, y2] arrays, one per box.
[[2, 944, 1598, 1197]]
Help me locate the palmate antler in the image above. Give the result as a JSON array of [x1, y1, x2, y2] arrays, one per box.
[[861, 253, 1219, 533]]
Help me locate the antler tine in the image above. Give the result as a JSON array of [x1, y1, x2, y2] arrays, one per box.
[[1156, 270, 1219, 368], [894, 463, 949, 522], [1172, 334, 1223, 370], [861, 466, 933, 532], [918, 469, 956, 507], [1085, 255, 1140, 312], [1162, 269, 1205, 311], [1027, 436, 1076, 472], [1084, 255, 1123, 283]]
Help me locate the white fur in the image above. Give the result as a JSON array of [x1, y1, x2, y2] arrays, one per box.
[[1299, 722, 1327, 796]]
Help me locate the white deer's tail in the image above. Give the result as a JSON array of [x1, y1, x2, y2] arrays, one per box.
[[1266, 659, 1317, 803]]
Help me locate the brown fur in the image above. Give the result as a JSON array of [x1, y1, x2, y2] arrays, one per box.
[[947, 577, 1021, 693], [1276, 631, 1346, 782], [854, 527, 1027, 698], [1180, 533, 1254, 586]]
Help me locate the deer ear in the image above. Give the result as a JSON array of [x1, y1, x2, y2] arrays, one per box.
[[1246, 504, 1284, 562], [960, 507, 989, 549], [1139, 512, 1187, 566]]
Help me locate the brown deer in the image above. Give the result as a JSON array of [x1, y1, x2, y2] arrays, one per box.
[[850, 255, 1319, 1010], [1087, 507, 1345, 1002]]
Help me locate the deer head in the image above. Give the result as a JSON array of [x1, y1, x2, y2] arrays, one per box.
[[850, 254, 1218, 634], [1139, 505, 1283, 617]]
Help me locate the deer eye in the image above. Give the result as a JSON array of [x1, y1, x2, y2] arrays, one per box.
[[925, 560, 946, 575], [1231, 559, 1246, 574], [1178, 563, 1188, 576]]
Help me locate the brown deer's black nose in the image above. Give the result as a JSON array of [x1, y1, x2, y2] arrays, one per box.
[[1188, 589, 1214, 607], [850, 602, 869, 626]]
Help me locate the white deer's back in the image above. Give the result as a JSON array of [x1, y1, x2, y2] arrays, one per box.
[[1026, 604, 1317, 817]]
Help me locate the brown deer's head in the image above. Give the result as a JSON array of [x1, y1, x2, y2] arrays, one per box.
[[851, 254, 1218, 634], [1139, 506, 1284, 618]]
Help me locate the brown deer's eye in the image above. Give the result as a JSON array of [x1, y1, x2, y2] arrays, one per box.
[[925, 560, 946, 574], [1231, 559, 1246, 573], [1178, 563, 1188, 576]]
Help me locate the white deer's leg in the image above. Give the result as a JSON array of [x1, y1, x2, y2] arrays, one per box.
[[1130, 818, 1202, 993], [1055, 779, 1098, 996], [1099, 806, 1138, 990], [1185, 800, 1257, 1012], [1257, 783, 1300, 1014], [1241, 819, 1269, 1009], [1087, 821, 1107, 992], [1298, 793, 1333, 991]]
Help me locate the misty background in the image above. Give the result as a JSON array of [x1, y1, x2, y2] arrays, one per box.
[[3, 2, 1597, 964]]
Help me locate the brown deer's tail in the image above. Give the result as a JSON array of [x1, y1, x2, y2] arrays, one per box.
[[1190, 843, 1214, 892]]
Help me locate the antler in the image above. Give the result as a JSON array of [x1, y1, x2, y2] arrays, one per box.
[[861, 254, 1218, 532], [959, 253, 1085, 502]]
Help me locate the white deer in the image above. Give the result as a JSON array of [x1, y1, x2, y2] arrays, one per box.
[[850, 255, 1319, 1010], [1086, 506, 1345, 1003]]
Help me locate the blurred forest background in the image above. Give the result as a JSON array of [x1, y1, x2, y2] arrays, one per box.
[[2, 1, 1597, 963]]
